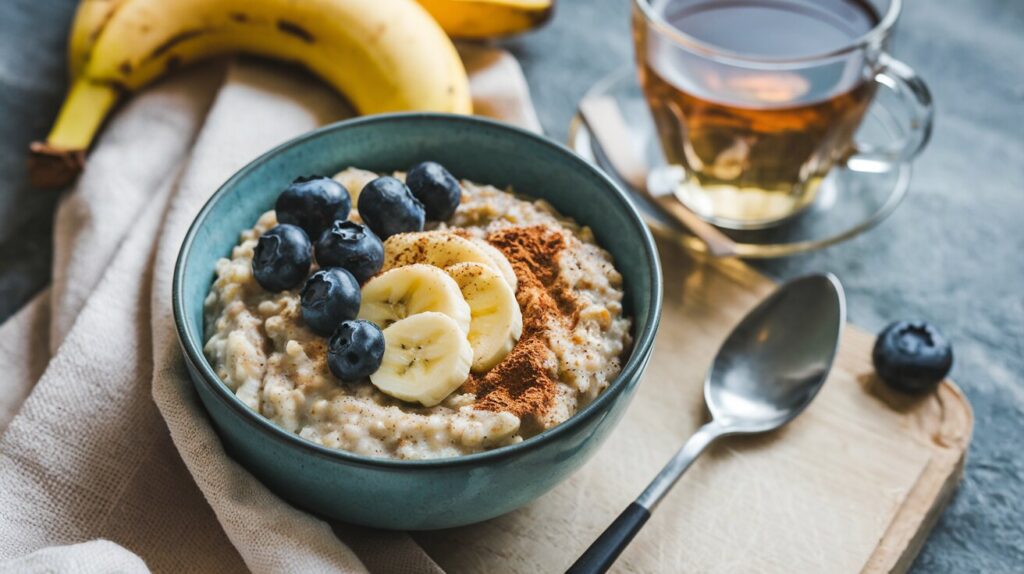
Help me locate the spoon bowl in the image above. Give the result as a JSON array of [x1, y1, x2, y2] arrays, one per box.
[[707, 274, 845, 433]]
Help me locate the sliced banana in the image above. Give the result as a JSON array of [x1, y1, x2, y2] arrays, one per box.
[[357, 264, 471, 334], [384, 231, 517, 291], [445, 262, 523, 373], [468, 237, 518, 292], [371, 312, 473, 407], [332, 167, 379, 206]]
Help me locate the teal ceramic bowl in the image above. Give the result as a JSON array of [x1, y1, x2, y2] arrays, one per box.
[[173, 113, 662, 530]]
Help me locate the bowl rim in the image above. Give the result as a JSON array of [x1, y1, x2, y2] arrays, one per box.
[[173, 112, 663, 469]]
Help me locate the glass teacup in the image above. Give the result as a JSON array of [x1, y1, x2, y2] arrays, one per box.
[[633, 0, 932, 229]]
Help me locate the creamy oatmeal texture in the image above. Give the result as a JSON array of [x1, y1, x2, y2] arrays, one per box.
[[204, 170, 632, 459]]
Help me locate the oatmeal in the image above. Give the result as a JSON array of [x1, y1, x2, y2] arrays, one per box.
[[203, 167, 632, 460]]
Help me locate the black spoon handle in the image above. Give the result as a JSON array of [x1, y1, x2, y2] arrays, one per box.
[[565, 502, 651, 574], [567, 423, 724, 573]]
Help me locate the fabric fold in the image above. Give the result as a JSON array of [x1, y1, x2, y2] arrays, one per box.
[[48, 64, 226, 353], [0, 289, 49, 435], [148, 62, 368, 574]]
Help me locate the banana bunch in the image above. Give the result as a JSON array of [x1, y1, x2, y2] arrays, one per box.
[[358, 232, 522, 407], [66, 0, 554, 81], [32, 0, 554, 187], [36, 0, 471, 166]]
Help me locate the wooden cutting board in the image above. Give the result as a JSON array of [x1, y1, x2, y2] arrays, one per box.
[[414, 239, 972, 573]]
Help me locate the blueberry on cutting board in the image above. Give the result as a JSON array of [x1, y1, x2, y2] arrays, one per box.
[[300, 268, 361, 336], [357, 176, 425, 239], [276, 175, 351, 238], [252, 224, 311, 292], [872, 320, 953, 393], [328, 319, 385, 381], [406, 161, 462, 221], [315, 220, 384, 283]]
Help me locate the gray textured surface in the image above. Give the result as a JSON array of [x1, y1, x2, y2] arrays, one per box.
[[1, 0, 1021, 570]]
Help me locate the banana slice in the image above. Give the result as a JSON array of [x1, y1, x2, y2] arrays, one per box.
[[468, 237, 518, 292], [445, 262, 523, 373], [384, 231, 517, 291], [372, 312, 473, 407], [357, 264, 471, 334], [333, 167, 378, 206]]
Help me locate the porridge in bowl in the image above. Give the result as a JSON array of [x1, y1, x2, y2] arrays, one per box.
[[203, 162, 632, 460]]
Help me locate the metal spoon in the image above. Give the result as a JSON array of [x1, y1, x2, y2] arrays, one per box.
[[567, 273, 846, 573]]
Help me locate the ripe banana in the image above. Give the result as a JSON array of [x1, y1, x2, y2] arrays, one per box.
[[372, 312, 473, 407], [67, 0, 127, 81], [418, 0, 554, 39], [383, 231, 517, 291], [33, 0, 471, 186], [445, 262, 522, 372], [66, 0, 554, 82], [358, 264, 472, 334]]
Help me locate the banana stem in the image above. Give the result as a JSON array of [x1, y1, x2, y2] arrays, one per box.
[[29, 79, 120, 188], [48, 78, 120, 150]]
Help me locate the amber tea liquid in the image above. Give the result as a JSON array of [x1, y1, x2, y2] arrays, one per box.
[[636, 0, 880, 228]]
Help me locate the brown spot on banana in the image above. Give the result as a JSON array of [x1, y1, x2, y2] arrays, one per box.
[[118, 60, 132, 75], [368, 23, 387, 43], [148, 29, 208, 61], [87, 0, 125, 41], [229, 12, 249, 23], [277, 20, 315, 43]]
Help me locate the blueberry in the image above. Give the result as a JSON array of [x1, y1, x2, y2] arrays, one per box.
[[357, 176, 425, 239], [315, 220, 384, 283], [872, 321, 953, 393], [406, 161, 461, 221], [252, 224, 311, 292], [275, 175, 351, 238], [300, 268, 361, 336], [328, 319, 385, 380]]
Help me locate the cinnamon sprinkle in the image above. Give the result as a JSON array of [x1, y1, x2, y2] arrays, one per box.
[[462, 225, 580, 423]]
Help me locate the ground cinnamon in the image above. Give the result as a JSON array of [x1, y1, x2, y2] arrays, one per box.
[[463, 225, 579, 424]]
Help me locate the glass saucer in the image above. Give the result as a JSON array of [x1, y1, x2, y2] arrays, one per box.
[[568, 68, 912, 258]]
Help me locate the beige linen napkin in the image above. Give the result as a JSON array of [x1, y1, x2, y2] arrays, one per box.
[[0, 46, 540, 573]]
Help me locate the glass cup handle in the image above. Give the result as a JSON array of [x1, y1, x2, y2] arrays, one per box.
[[845, 54, 934, 173]]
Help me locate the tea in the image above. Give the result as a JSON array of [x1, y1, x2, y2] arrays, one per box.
[[636, 0, 881, 228]]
